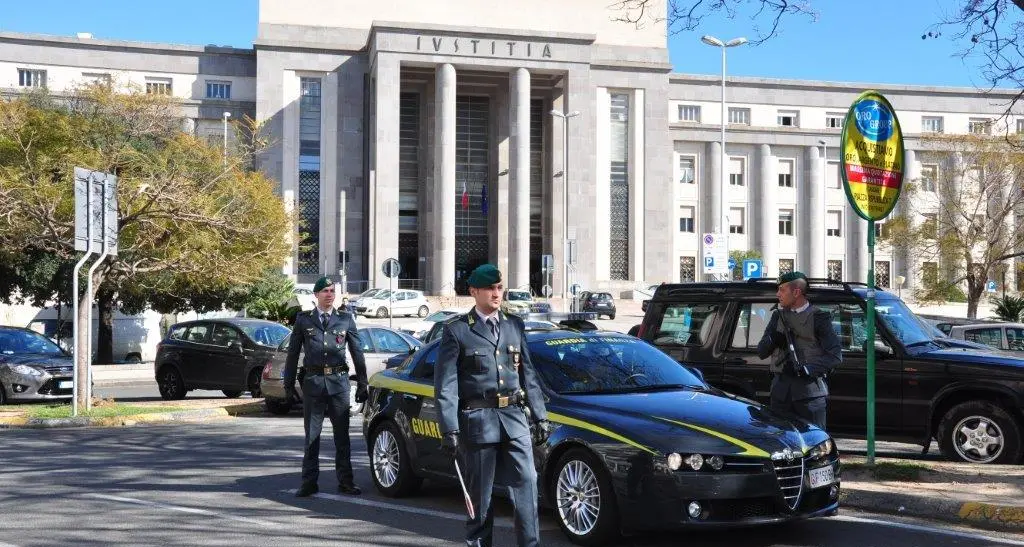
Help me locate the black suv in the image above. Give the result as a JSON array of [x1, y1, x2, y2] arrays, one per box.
[[155, 318, 291, 400], [578, 291, 617, 319], [636, 279, 1024, 464]]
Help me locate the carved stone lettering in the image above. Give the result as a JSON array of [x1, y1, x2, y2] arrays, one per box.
[[412, 36, 554, 58]]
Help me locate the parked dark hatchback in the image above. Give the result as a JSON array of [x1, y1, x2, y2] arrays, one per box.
[[579, 291, 617, 319], [636, 279, 1024, 464], [154, 318, 291, 400]]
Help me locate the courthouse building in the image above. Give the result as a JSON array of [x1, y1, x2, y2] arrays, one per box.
[[1, 0, 1019, 296]]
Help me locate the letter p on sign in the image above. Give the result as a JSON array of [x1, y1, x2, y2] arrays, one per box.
[[743, 259, 763, 280]]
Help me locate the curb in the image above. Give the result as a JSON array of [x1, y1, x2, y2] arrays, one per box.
[[0, 401, 266, 429], [842, 486, 1024, 533]]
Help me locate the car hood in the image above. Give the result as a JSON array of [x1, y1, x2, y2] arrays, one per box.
[[916, 346, 1024, 368], [400, 320, 435, 333], [551, 388, 824, 458], [0, 353, 74, 373]]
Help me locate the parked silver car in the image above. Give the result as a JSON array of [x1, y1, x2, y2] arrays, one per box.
[[260, 326, 422, 415], [0, 326, 75, 404]]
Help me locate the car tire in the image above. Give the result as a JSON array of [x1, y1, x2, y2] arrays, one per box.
[[0, 382, 7, 405], [157, 366, 187, 401], [222, 389, 243, 398], [125, 354, 142, 364], [417, 305, 429, 318], [376, 307, 389, 318], [247, 369, 262, 398], [369, 421, 422, 497], [550, 448, 619, 546], [609, 313, 616, 320], [265, 397, 293, 415], [937, 401, 1023, 464]]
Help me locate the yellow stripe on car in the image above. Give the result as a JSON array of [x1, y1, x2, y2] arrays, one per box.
[[548, 412, 657, 455], [654, 416, 770, 458], [369, 375, 434, 398]]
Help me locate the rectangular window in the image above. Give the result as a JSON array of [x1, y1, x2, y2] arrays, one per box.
[[679, 206, 695, 233], [81, 72, 111, 86], [920, 164, 938, 192], [779, 258, 794, 275], [826, 210, 842, 237], [679, 256, 696, 282], [777, 110, 799, 127], [729, 207, 745, 234], [826, 161, 841, 188], [875, 261, 891, 288], [778, 158, 794, 187], [968, 166, 984, 193], [678, 104, 701, 122], [922, 213, 938, 239], [778, 209, 794, 235], [145, 77, 172, 95], [1018, 119, 1024, 134], [297, 76, 323, 275], [874, 222, 889, 239], [652, 303, 720, 346], [17, 68, 46, 88], [679, 156, 695, 184], [827, 260, 843, 281], [825, 112, 845, 128], [609, 92, 631, 281], [731, 302, 777, 349], [969, 118, 992, 135], [728, 107, 750, 125], [729, 157, 745, 186], [206, 81, 231, 99], [922, 116, 944, 134]]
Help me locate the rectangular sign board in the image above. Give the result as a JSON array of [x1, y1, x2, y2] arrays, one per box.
[[74, 167, 118, 256], [702, 233, 729, 274]]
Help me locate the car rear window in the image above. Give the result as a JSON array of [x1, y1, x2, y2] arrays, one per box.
[[964, 327, 1003, 349], [168, 325, 188, 340], [650, 303, 719, 346]]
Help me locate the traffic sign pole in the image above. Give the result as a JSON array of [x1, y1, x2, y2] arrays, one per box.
[[866, 221, 877, 465]]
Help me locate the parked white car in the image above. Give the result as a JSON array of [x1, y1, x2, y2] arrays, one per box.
[[399, 308, 465, 339], [948, 322, 1024, 352], [353, 289, 430, 318]]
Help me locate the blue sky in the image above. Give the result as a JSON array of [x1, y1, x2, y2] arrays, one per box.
[[0, 0, 1003, 90]]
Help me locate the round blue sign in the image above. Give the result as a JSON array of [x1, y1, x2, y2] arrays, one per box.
[[853, 99, 894, 142], [728, 258, 736, 270]]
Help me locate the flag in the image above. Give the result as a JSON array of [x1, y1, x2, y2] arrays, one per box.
[[481, 183, 489, 215], [461, 181, 469, 210]]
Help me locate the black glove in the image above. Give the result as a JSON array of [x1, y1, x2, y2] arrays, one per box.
[[532, 420, 552, 446], [442, 432, 460, 457], [355, 383, 368, 403], [285, 382, 300, 403], [771, 331, 788, 349]]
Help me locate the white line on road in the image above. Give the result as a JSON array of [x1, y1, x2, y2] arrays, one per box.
[[83, 493, 277, 527], [833, 514, 1024, 546], [283, 490, 557, 531]]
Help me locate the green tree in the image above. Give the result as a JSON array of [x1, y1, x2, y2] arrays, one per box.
[[0, 83, 293, 407], [729, 249, 764, 280], [990, 294, 1024, 321]]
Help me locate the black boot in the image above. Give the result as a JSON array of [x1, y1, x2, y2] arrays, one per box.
[[338, 482, 362, 495], [295, 483, 319, 497]]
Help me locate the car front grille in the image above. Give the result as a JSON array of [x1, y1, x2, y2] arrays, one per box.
[[773, 458, 804, 510], [43, 366, 73, 375], [37, 379, 72, 396], [713, 497, 775, 520]]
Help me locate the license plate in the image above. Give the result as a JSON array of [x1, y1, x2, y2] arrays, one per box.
[[58, 380, 73, 389], [808, 465, 835, 489]]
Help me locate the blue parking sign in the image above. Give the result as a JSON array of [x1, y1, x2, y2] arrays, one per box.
[[743, 259, 763, 280], [728, 257, 736, 271]]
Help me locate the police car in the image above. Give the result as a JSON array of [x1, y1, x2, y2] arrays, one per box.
[[362, 326, 840, 545]]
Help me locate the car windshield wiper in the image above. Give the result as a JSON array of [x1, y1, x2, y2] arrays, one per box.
[[905, 340, 938, 349]]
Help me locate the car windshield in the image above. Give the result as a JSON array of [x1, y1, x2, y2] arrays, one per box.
[[371, 290, 392, 300], [507, 291, 531, 301], [876, 297, 934, 347], [0, 329, 65, 356], [238, 322, 291, 347], [359, 289, 382, 298], [425, 311, 455, 322], [530, 334, 705, 394]]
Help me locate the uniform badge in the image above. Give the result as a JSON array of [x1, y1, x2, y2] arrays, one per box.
[[509, 345, 521, 368]]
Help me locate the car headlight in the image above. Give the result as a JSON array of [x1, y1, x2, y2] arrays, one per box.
[[807, 439, 835, 459], [11, 364, 44, 377], [666, 453, 682, 470]]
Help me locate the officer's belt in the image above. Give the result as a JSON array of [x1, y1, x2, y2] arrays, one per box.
[[461, 391, 524, 410], [305, 365, 348, 376]]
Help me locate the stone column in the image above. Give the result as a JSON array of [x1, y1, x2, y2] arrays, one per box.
[[703, 141, 722, 280], [509, 67, 531, 289], [805, 145, 825, 278], [372, 56, 400, 289], [757, 144, 777, 277], [899, 149, 920, 294], [432, 63, 456, 296]]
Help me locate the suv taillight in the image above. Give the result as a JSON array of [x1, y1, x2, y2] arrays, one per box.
[[261, 361, 274, 380]]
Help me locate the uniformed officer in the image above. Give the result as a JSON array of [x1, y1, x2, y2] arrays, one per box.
[[757, 271, 842, 428], [284, 276, 369, 497], [435, 264, 552, 547]]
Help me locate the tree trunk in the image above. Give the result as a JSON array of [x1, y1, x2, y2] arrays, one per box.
[[96, 288, 115, 364], [967, 281, 984, 319]]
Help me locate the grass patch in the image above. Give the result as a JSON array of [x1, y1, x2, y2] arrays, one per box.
[[24, 403, 187, 419], [845, 461, 930, 481]]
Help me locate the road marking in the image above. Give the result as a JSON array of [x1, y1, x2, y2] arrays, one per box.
[[833, 514, 1024, 545], [83, 493, 277, 527], [283, 490, 557, 531]]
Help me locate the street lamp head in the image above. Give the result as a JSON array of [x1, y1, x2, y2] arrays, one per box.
[[223, 111, 231, 118], [550, 109, 564, 118], [701, 35, 724, 47], [725, 37, 748, 47], [818, 139, 827, 146], [567, 110, 581, 118]]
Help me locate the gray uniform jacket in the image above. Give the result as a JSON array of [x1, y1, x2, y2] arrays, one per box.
[[283, 309, 368, 397], [434, 311, 548, 444], [756, 306, 842, 400]]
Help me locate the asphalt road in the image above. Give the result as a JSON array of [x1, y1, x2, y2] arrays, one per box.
[[2, 415, 1022, 547]]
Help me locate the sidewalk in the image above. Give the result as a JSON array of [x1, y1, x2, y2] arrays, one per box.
[[0, 397, 264, 428], [840, 455, 1024, 533]]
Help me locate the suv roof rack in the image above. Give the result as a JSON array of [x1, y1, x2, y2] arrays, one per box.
[[746, 277, 883, 293]]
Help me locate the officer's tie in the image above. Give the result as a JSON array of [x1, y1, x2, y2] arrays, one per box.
[[321, 312, 329, 329], [487, 317, 499, 341]]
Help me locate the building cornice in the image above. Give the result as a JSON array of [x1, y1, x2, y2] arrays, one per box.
[[0, 31, 254, 57], [669, 72, 1020, 98]]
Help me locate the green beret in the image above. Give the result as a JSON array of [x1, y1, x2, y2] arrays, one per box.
[[467, 264, 502, 288], [313, 276, 334, 293], [778, 271, 807, 285]]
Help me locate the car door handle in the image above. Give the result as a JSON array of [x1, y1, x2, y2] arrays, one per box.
[[403, 394, 418, 401]]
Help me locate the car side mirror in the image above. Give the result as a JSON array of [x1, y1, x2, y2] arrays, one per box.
[[863, 339, 892, 357], [408, 346, 418, 354]]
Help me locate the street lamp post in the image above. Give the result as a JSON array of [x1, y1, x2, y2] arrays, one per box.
[[701, 35, 747, 281], [550, 108, 581, 312], [222, 111, 232, 167]]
